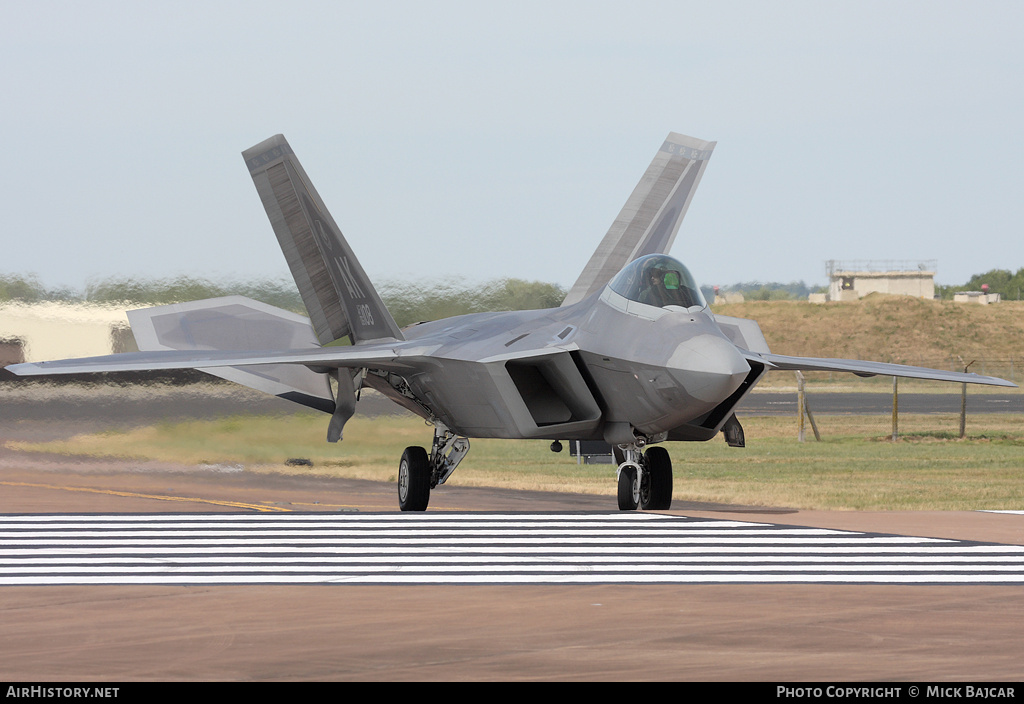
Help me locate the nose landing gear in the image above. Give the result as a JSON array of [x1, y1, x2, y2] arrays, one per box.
[[616, 444, 673, 511]]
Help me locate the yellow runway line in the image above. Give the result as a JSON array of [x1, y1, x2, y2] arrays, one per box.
[[0, 481, 292, 512]]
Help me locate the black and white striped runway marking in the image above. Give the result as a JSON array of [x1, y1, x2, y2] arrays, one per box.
[[1, 512, 1022, 585]]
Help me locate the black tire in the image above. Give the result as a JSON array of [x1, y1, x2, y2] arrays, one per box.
[[398, 446, 431, 511], [617, 464, 639, 511], [641, 446, 673, 510]]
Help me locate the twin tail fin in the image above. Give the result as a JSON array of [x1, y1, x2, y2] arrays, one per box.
[[243, 135, 403, 345]]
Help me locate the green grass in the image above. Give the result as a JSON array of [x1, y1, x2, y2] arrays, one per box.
[[8, 412, 1024, 511]]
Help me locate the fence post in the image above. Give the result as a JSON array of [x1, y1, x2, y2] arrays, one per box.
[[797, 372, 805, 443], [795, 371, 821, 442], [959, 359, 974, 439], [805, 397, 821, 441], [960, 381, 967, 439], [891, 376, 899, 442]]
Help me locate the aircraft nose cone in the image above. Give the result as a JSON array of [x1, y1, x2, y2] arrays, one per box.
[[667, 334, 750, 403]]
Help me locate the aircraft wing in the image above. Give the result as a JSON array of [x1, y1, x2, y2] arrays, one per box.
[[4, 344, 412, 377], [562, 133, 716, 306], [745, 351, 1017, 388], [6, 341, 438, 443]]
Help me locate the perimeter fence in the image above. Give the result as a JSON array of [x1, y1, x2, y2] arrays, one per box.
[[747, 361, 1023, 443]]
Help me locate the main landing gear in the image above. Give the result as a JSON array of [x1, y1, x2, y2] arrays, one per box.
[[616, 443, 673, 511], [398, 422, 470, 511]]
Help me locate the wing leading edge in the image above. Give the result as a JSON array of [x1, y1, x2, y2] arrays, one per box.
[[747, 351, 1016, 388], [6, 345, 402, 376]]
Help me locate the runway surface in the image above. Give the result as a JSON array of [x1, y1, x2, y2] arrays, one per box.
[[3, 512, 1024, 586], [2, 473, 1023, 681], [2, 386, 1023, 680]]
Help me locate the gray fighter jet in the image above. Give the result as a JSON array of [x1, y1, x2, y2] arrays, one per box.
[[8, 133, 1015, 511]]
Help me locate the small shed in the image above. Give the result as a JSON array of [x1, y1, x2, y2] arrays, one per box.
[[953, 291, 1001, 305]]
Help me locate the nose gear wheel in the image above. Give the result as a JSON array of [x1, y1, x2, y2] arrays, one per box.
[[616, 444, 673, 511]]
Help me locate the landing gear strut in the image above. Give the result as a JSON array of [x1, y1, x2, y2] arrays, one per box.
[[616, 443, 673, 511], [398, 421, 470, 512]]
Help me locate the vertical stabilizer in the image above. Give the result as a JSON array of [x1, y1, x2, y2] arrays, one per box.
[[243, 135, 404, 344], [562, 133, 716, 306]]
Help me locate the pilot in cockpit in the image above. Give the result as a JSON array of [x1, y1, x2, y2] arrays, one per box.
[[639, 263, 668, 307], [608, 253, 707, 310]]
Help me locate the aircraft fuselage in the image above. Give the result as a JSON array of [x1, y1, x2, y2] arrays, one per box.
[[365, 289, 755, 446]]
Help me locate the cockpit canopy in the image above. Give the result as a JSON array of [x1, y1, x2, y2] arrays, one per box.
[[608, 254, 707, 310]]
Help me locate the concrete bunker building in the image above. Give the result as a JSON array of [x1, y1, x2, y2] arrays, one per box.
[[824, 260, 936, 302]]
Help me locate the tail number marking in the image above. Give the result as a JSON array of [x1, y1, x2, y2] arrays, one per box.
[[313, 219, 368, 300], [356, 304, 375, 326]]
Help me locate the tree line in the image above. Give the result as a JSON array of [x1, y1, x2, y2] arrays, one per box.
[[3, 266, 1021, 315], [935, 268, 1024, 301], [706, 281, 821, 301], [0, 273, 566, 328], [713, 269, 1024, 302]]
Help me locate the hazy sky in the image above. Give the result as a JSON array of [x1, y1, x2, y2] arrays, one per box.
[[2, 1, 1022, 293]]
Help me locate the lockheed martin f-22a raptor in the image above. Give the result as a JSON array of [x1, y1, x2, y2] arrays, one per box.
[[8, 133, 1015, 511]]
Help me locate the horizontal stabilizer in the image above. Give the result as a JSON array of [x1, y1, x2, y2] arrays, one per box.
[[128, 296, 335, 413], [562, 133, 716, 306], [748, 351, 1017, 388]]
